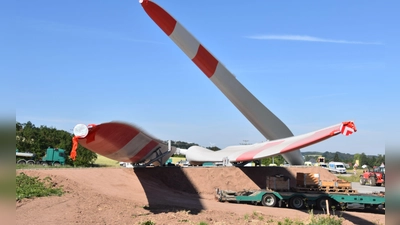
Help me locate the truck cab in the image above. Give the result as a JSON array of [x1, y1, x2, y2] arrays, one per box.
[[42, 147, 66, 166]]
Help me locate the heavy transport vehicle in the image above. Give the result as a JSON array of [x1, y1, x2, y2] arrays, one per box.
[[16, 147, 66, 166], [215, 173, 385, 212]]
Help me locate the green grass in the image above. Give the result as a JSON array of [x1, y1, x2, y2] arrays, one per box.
[[169, 156, 187, 164], [337, 169, 363, 183], [308, 215, 343, 225], [276, 214, 343, 225], [16, 164, 73, 169], [140, 221, 155, 225], [93, 154, 120, 167], [16, 172, 64, 201]]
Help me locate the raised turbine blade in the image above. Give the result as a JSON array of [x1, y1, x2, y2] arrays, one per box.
[[140, 0, 304, 164]]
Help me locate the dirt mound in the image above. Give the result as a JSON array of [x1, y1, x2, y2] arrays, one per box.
[[16, 167, 384, 225], [133, 166, 337, 197]]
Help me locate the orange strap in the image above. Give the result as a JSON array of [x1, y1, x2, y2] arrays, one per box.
[[70, 136, 78, 160], [70, 124, 97, 160]]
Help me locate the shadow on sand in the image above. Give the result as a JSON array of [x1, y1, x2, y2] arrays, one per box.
[[237, 166, 297, 189], [133, 166, 203, 215]]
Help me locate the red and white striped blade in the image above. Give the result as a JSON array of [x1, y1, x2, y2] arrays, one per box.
[[76, 122, 172, 165], [339, 121, 357, 136], [186, 121, 357, 163], [140, 0, 307, 165]]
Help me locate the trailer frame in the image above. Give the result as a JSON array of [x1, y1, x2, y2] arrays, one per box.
[[216, 188, 385, 211]]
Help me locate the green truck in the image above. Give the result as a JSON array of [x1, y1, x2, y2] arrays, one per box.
[[16, 147, 66, 166]]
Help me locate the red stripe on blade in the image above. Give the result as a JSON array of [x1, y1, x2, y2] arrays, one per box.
[[192, 45, 218, 78], [78, 122, 140, 156], [280, 127, 338, 154], [129, 140, 159, 162], [141, 1, 177, 36], [236, 140, 284, 162]]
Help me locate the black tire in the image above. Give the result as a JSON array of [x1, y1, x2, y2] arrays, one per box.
[[360, 177, 366, 185], [368, 177, 376, 186], [42, 162, 48, 166], [317, 197, 331, 210], [53, 162, 61, 167], [290, 196, 304, 209], [262, 194, 277, 207], [17, 159, 26, 164]]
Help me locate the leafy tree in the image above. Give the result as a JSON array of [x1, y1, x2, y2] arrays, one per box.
[[16, 121, 40, 153], [369, 156, 376, 167], [321, 151, 333, 162], [261, 155, 285, 166], [170, 140, 198, 149], [333, 152, 341, 162], [377, 154, 385, 166], [72, 145, 97, 167], [206, 146, 221, 151], [353, 153, 360, 164], [304, 155, 312, 161], [359, 153, 368, 166]]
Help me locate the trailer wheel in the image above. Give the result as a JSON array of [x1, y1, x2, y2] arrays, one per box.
[[368, 177, 376, 186], [17, 159, 26, 164], [26, 160, 36, 165], [359, 177, 366, 185], [53, 162, 61, 167], [290, 196, 304, 209], [42, 162, 48, 166], [262, 194, 277, 207], [317, 197, 330, 210]]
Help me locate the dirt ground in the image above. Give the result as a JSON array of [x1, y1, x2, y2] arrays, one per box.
[[16, 166, 385, 225]]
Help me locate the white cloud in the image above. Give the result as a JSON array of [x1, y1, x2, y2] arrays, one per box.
[[246, 35, 382, 45]]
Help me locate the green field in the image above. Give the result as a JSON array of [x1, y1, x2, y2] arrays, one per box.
[[94, 156, 187, 166], [337, 169, 364, 182], [94, 154, 120, 167]]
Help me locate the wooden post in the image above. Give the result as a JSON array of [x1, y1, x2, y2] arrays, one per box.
[[326, 199, 330, 215]]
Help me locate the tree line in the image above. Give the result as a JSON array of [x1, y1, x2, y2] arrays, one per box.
[[16, 121, 97, 166], [303, 151, 385, 167]]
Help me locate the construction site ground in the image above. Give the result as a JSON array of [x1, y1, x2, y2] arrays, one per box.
[[16, 166, 385, 225]]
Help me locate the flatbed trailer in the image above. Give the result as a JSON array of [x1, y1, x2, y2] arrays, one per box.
[[216, 188, 385, 211]]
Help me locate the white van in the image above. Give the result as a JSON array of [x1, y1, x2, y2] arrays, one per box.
[[328, 162, 347, 174], [304, 161, 313, 166]]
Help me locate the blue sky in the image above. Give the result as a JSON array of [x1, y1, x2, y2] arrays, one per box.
[[4, 0, 398, 155]]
